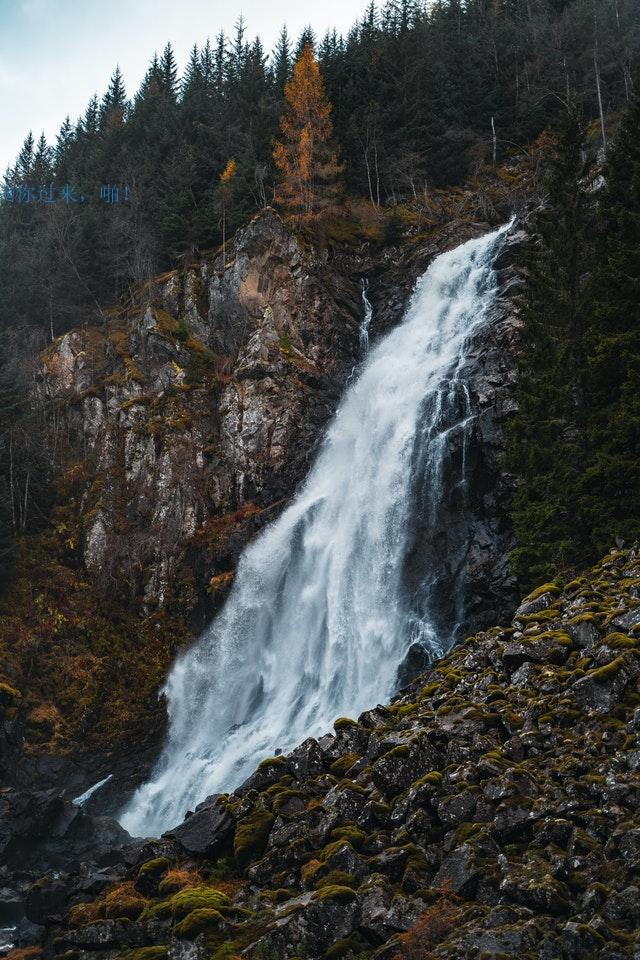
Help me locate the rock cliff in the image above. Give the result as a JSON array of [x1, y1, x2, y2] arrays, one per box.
[[20, 545, 640, 960], [39, 209, 363, 621]]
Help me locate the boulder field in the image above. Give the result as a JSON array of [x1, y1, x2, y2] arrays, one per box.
[[12, 544, 640, 960]]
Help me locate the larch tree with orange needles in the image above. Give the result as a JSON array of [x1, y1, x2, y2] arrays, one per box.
[[273, 45, 343, 219]]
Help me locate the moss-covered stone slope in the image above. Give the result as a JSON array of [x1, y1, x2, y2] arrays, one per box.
[[25, 546, 640, 960]]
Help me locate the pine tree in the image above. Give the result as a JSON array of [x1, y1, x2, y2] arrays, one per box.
[[16, 132, 35, 181], [32, 132, 53, 185], [273, 45, 343, 219], [579, 83, 640, 553], [82, 95, 100, 137], [159, 43, 179, 98], [294, 27, 317, 59], [0, 337, 23, 589], [100, 66, 127, 128], [506, 110, 592, 587], [54, 116, 74, 173], [273, 26, 292, 92]]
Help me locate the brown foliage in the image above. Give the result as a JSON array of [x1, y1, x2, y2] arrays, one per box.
[[273, 45, 343, 219], [158, 868, 202, 895], [2, 950, 42, 960], [392, 891, 462, 960]]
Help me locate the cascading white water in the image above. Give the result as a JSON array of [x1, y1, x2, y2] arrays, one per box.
[[121, 223, 510, 838], [360, 278, 373, 351]]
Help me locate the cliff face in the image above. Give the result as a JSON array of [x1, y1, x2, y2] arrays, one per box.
[[40, 209, 363, 622], [25, 545, 640, 960]]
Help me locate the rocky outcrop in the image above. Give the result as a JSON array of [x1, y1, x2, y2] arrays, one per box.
[[24, 545, 640, 960], [39, 209, 364, 620]]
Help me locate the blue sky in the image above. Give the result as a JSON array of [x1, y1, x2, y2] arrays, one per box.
[[0, 0, 368, 175]]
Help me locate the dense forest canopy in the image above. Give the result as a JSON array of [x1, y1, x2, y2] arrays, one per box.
[[1, 0, 638, 342]]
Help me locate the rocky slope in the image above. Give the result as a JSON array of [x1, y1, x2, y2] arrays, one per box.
[[13, 544, 640, 960]]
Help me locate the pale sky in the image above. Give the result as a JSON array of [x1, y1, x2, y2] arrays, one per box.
[[0, 0, 368, 175]]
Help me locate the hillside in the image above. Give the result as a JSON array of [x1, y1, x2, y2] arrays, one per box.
[[11, 543, 640, 960]]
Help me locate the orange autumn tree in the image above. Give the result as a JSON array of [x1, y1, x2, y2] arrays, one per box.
[[273, 45, 343, 219]]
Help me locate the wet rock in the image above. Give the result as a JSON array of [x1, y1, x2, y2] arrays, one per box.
[[434, 844, 478, 896], [437, 792, 476, 826], [168, 934, 210, 960], [25, 876, 74, 924], [257, 898, 358, 957], [561, 921, 606, 958], [513, 591, 556, 619], [564, 617, 601, 649], [502, 631, 571, 669], [572, 652, 640, 715], [372, 739, 443, 798], [612, 607, 640, 632], [61, 919, 158, 948], [603, 885, 640, 923], [165, 799, 233, 857]]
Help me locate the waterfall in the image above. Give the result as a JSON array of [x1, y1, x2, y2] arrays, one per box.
[[360, 278, 373, 351], [121, 223, 510, 838]]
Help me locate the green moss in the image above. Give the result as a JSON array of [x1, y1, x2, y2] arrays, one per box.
[[315, 870, 358, 890], [118, 949, 168, 960], [104, 896, 147, 921], [524, 583, 561, 601], [334, 716, 357, 731], [329, 825, 366, 848], [0, 680, 21, 701], [313, 885, 358, 903], [272, 789, 305, 813], [602, 632, 637, 649], [453, 822, 482, 844], [412, 770, 443, 788], [587, 657, 624, 682], [137, 857, 169, 880], [258, 755, 287, 771], [174, 907, 224, 938], [382, 744, 410, 759], [335, 779, 368, 795], [324, 937, 367, 958], [234, 810, 275, 866], [397, 703, 418, 716], [169, 886, 230, 919], [330, 753, 359, 775], [260, 888, 295, 903], [320, 839, 355, 862]]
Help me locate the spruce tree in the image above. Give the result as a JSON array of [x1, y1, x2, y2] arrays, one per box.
[[506, 110, 592, 587], [579, 83, 640, 553]]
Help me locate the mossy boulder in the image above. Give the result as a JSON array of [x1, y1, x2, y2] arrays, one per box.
[[173, 907, 225, 938], [118, 949, 168, 960], [312, 885, 358, 903], [233, 809, 275, 866], [135, 857, 170, 896], [169, 886, 230, 919]]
